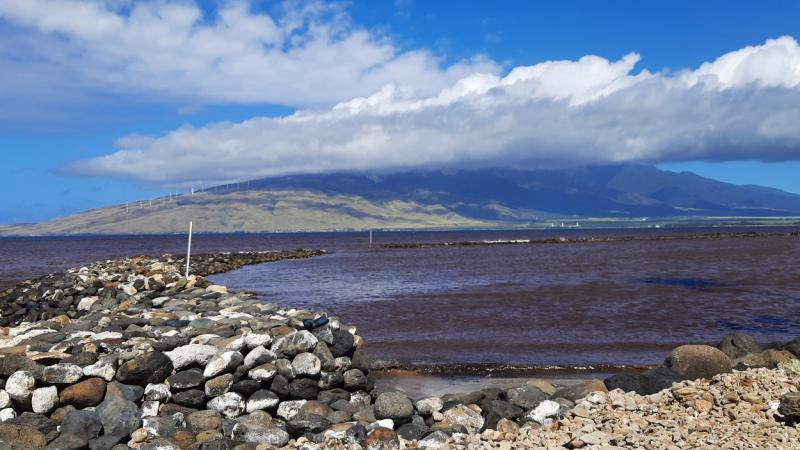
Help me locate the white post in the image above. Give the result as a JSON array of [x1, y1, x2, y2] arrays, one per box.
[[369, 230, 373, 247], [191, 188, 194, 196], [185, 221, 193, 278], [125, 202, 129, 213]]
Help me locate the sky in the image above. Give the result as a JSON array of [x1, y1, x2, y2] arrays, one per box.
[[1, 0, 800, 223]]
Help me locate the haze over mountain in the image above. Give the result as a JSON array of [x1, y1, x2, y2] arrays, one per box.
[[2, 164, 799, 236]]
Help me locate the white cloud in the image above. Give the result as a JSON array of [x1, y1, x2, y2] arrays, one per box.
[[0, 0, 498, 108], [67, 36, 800, 186]]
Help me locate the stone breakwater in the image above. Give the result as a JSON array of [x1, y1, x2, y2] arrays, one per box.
[[0, 253, 798, 449]]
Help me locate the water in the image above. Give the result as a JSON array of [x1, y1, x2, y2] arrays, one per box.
[[2, 228, 800, 370]]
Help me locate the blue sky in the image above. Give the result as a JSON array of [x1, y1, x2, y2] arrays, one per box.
[[1, 0, 800, 223]]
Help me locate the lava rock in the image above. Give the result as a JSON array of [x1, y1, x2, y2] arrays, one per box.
[[116, 352, 174, 386], [665, 345, 732, 380]]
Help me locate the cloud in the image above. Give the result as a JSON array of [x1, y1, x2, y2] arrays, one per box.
[[0, 0, 498, 110], [65, 36, 800, 186]]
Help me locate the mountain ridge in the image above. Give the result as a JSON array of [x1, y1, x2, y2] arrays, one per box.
[[3, 164, 800, 235]]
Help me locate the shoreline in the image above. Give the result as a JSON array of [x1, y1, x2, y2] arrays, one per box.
[[0, 252, 798, 449]]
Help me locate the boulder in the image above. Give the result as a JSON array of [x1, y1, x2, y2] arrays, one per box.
[[0, 423, 47, 449], [186, 409, 222, 433], [717, 333, 763, 359], [779, 392, 800, 419], [203, 351, 243, 378], [638, 367, 686, 395], [365, 427, 400, 450], [207, 392, 245, 419], [58, 377, 106, 408], [292, 352, 321, 377], [59, 410, 102, 440], [665, 344, 732, 380], [116, 352, 174, 386], [373, 392, 414, 421], [42, 363, 83, 384], [507, 385, 548, 410], [30, 386, 58, 414], [6, 371, 36, 404], [166, 368, 204, 390], [441, 404, 484, 432]]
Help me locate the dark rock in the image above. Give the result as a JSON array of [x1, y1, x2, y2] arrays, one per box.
[[0, 355, 45, 379], [374, 392, 414, 421], [718, 333, 763, 359], [270, 375, 290, 398], [116, 352, 173, 385], [186, 409, 222, 433], [506, 385, 548, 410], [343, 369, 367, 391], [231, 379, 261, 396], [46, 433, 89, 450], [205, 373, 234, 397], [396, 423, 427, 440], [779, 392, 800, 418], [318, 388, 350, 404], [330, 330, 355, 357], [784, 337, 800, 357], [285, 416, 330, 437], [665, 344, 732, 380], [95, 394, 141, 438], [60, 410, 102, 440], [481, 399, 522, 419], [551, 380, 607, 402], [173, 389, 206, 409], [166, 369, 203, 390], [604, 373, 642, 393], [8, 413, 58, 442], [61, 352, 99, 367], [638, 367, 686, 395], [289, 378, 319, 400], [0, 423, 48, 449], [88, 433, 125, 450], [105, 382, 143, 403]]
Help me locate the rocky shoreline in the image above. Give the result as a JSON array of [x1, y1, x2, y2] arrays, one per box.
[[0, 252, 798, 449]]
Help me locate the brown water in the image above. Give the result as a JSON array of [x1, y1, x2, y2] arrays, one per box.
[[2, 228, 800, 370]]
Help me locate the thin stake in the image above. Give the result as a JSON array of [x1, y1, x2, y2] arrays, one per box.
[[185, 221, 193, 278], [369, 230, 373, 247]]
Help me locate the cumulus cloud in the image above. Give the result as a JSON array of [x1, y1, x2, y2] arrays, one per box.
[[65, 36, 800, 186], [0, 0, 498, 108]]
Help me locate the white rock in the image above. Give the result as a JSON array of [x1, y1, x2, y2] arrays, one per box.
[[31, 386, 59, 414], [244, 346, 276, 369], [415, 397, 444, 415], [528, 400, 562, 424], [151, 296, 171, 307], [245, 391, 279, 413], [221, 334, 246, 352], [203, 351, 244, 378], [291, 352, 321, 377], [93, 331, 124, 340], [43, 363, 84, 384], [77, 297, 99, 311], [0, 390, 11, 409], [121, 284, 137, 296], [244, 333, 272, 349], [368, 419, 394, 431], [277, 400, 307, 420], [83, 359, 117, 381], [145, 383, 172, 402], [142, 400, 160, 418], [207, 392, 245, 419], [206, 285, 228, 294], [6, 371, 35, 403], [248, 363, 277, 382], [0, 408, 16, 422], [442, 404, 484, 431], [165, 344, 218, 370]]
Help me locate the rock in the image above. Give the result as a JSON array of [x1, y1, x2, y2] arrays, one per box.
[[365, 427, 399, 450], [507, 385, 548, 410], [734, 349, 795, 369], [6, 371, 36, 404], [204, 373, 234, 397], [638, 367, 686, 395], [482, 399, 523, 419], [527, 399, 562, 423], [207, 392, 245, 419], [203, 351, 243, 378], [96, 394, 141, 437], [8, 413, 57, 442], [46, 433, 89, 450], [396, 423, 427, 440], [343, 369, 367, 391], [42, 363, 83, 384], [0, 390, 10, 409], [779, 392, 800, 418], [415, 397, 443, 416], [286, 415, 331, 436], [604, 373, 641, 393], [271, 330, 318, 357], [0, 423, 47, 449], [243, 346, 275, 369], [373, 392, 414, 421], [166, 368, 204, 390], [442, 404, 484, 431], [172, 389, 205, 408], [289, 377, 319, 399], [82, 359, 116, 382], [30, 386, 58, 414], [291, 352, 321, 377], [186, 409, 222, 433], [164, 344, 218, 370], [0, 356, 44, 379], [557, 379, 608, 402], [116, 352, 174, 386], [246, 390, 280, 413], [60, 410, 102, 440], [59, 378, 106, 408], [419, 430, 450, 450], [231, 423, 290, 446], [665, 344, 732, 380], [718, 333, 763, 359], [330, 330, 355, 357], [0, 408, 16, 422], [248, 363, 277, 382], [277, 400, 307, 420], [144, 383, 171, 402]]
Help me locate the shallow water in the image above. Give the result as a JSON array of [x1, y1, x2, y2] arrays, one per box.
[[3, 228, 800, 369]]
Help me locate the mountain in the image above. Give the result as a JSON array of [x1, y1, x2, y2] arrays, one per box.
[[3, 164, 800, 235]]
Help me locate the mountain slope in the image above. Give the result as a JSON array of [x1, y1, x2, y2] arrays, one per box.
[[2, 165, 800, 235]]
